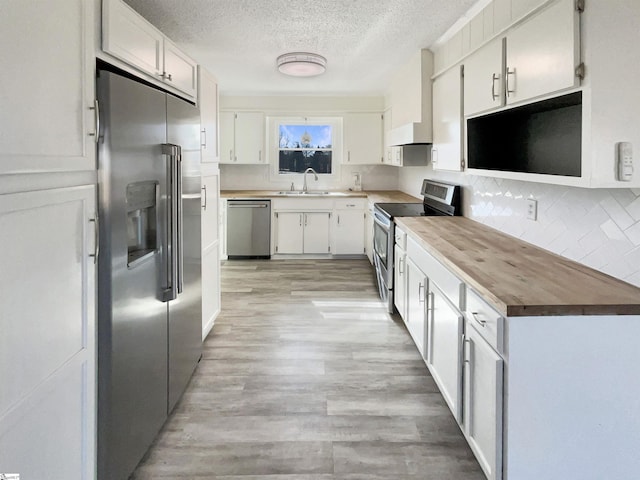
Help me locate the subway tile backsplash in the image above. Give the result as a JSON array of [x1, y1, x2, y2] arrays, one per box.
[[399, 167, 640, 288]]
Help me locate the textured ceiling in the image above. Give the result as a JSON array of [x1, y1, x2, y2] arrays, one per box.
[[124, 0, 478, 96]]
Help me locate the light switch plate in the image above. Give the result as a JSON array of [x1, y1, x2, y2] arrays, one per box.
[[527, 198, 538, 220]]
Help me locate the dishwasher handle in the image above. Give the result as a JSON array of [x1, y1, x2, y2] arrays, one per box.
[[228, 203, 269, 208]]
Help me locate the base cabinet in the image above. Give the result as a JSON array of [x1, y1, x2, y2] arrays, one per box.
[[201, 171, 221, 339], [0, 185, 96, 479], [426, 282, 464, 422], [463, 320, 504, 480], [393, 244, 407, 319], [334, 209, 365, 255], [275, 212, 330, 254], [405, 258, 427, 356]]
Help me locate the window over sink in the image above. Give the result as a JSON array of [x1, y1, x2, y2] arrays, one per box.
[[279, 124, 333, 173], [268, 116, 342, 178]]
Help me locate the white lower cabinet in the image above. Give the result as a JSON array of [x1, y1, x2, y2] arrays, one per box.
[[464, 320, 504, 480], [405, 258, 427, 356], [201, 171, 221, 339], [0, 185, 96, 479], [393, 244, 407, 319], [334, 207, 365, 255], [426, 282, 464, 422], [275, 212, 330, 254], [364, 206, 374, 264]]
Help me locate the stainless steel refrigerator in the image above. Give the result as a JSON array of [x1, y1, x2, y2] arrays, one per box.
[[96, 68, 202, 480]]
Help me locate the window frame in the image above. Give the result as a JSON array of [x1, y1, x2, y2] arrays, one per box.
[[267, 116, 343, 179]]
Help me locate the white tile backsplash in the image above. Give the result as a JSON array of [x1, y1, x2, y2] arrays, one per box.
[[398, 165, 640, 288], [220, 163, 399, 191]]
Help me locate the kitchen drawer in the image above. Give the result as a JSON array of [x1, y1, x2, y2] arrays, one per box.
[[465, 288, 504, 354], [334, 198, 366, 209], [407, 236, 464, 309], [394, 226, 407, 250]]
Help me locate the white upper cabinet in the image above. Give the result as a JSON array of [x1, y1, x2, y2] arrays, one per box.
[[511, 0, 546, 22], [163, 39, 198, 99], [102, 0, 198, 100], [199, 68, 219, 163], [344, 113, 383, 164], [0, 0, 96, 174], [464, 39, 504, 116], [102, 0, 163, 78], [220, 112, 265, 164], [505, 0, 580, 105], [432, 65, 463, 172]]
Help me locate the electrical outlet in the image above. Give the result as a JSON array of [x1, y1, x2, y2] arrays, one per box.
[[526, 199, 538, 221]]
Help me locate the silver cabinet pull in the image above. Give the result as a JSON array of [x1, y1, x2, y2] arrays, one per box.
[[418, 283, 425, 303], [201, 128, 207, 148], [258, 150, 262, 162], [471, 311, 487, 327], [89, 215, 99, 263], [88, 100, 99, 143], [202, 185, 207, 210], [304, 213, 308, 227], [491, 73, 500, 101], [299, 214, 303, 227], [337, 214, 340, 225], [229, 149, 233, 161], [506, 67, 516, 97]]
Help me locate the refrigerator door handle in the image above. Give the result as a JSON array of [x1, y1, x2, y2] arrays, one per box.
[[176, 144, 184, 294], [162, 143, 180, 302]]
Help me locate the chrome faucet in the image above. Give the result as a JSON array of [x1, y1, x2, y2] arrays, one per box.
[[302, 167, 318, 192]]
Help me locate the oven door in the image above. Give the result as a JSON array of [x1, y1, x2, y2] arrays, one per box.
[[372, 210, 394, 312]]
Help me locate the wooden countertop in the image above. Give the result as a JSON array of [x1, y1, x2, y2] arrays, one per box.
[[395, 216, 640, 317], [220, 190, 421, 203]]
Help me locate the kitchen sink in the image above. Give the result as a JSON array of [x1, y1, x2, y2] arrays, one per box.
[[276, 191, 348, 196]]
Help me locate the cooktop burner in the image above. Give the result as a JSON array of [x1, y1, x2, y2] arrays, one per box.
[[374, 202, 426, 218]]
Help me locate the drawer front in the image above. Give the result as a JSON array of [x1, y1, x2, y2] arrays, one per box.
[[394, 226, 407, 250], [334, 198, 366, 209], [407, 236, 463, 309], [465, 288, 504, 354]]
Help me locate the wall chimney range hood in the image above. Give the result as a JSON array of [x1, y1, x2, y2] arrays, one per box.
[[387, 49, 433, 146]]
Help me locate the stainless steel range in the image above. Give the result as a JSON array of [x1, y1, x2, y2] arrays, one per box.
[[373, 179, 461, 313]]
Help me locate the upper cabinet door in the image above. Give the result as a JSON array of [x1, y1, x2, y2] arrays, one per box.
[[102, 0, 164, 79], [344, 113, 383, 165], [464, 38, 504, 117], [505, 0, 580, 105], [0, 0, 96, 174], [164, 39, 198, 100], [432, 65, 463, 172], [199, 68, 219, 163], [219, 112, 236, 164], [235, 112, 265, 164]]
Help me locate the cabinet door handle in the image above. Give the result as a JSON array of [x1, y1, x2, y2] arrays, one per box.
[[258, 150, 262, 162], [348, 151, 351, 162], [506, 67, 516, 97], [398, 258, 404, 275], [89, 215, 99, 264], [491, 73, 500, 101], [337, 214, 340, 225], [304, 214, 308, 227], [418, 283, 425, 303], [201, 185, 207, 210], [89, 100, 99, 143], [299, 214, 303, 226], [201, 128, 207, 148], [427, 291, 435, 314], [471, 311, 487, 327], [229, 149, 233, 161]]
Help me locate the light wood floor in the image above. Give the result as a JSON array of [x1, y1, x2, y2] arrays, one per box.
[[132, 259, 485, 479]]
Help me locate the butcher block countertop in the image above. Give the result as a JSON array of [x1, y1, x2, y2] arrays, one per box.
[[395, 216, 640, 317], [220, 190, 421, 203]]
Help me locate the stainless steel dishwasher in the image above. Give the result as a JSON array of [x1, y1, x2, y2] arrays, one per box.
[[226, 199, 271, 259]]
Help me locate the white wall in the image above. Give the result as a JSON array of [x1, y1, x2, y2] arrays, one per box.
[[399, 165, 640, 287]]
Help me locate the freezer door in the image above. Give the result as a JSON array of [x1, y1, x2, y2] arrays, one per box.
[[97, 70, 169, 480], [166, 94, 203, 413]]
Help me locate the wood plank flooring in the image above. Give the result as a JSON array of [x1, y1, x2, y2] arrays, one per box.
[[132, 259, 485, 480]]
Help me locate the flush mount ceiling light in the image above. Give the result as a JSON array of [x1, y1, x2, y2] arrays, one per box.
[[277, 52, 327, 77]]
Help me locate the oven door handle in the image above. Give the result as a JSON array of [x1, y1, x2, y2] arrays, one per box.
[[373, 212, 391, 231]]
